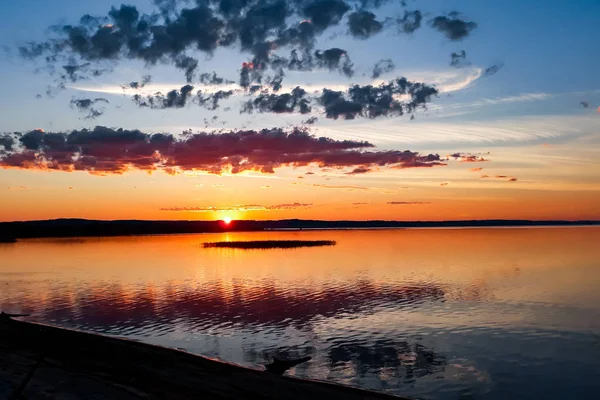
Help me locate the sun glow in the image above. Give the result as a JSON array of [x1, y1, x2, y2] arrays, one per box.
[[223, 217, 232, 224]]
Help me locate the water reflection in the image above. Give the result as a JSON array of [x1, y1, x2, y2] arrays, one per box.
[[1, 227, 600, 399], [328, 340, 446, 383], [8, 279, 445, 332]]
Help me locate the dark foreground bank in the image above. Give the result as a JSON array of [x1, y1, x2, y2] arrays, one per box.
[[0, 313, 406, 399], [1, 218, 599, 239]]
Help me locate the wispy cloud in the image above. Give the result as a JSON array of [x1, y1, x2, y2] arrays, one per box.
[[160, 203, 313, 212], [313, 184, 369, 191], [480, 174, 518, 182], [322, 115, 599, 146], [387, 201, 431, 205]]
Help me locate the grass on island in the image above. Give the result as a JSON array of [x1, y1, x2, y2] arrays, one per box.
[[203, 240, 336, 249]]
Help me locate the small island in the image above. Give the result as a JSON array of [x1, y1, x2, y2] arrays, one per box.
[[203, 240, 336, 249]]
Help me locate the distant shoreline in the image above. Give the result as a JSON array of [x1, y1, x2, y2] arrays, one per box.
[[1, 219, 599, 240]]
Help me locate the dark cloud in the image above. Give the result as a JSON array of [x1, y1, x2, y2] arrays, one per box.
[[372, 59, 395, 79], [196, 89, 234, 110], [266, 68, 285, 91], [16, 1, 480, 121], [303, 116, 318, 124], [431, 15, 477, 40], [0, 135, 15, 151], [0, 126, 446, 175], [70, 97, 109, 119], [448, 152, 488, 163], [152, 0, 179, 19], [242, 86, 310, 114], [346, 167, 372, 174], [319, 77, 438, 119], [483, 62, 504, 77], [62, 62, 91, 82], [347, 11, 383, 39], [314, 48, 354, 77], [387, 201, 431, 205], [244, 76, 437, 121], [133, 84, 194, 108], [397, 10, 422, 34], [18, 1, 398, 85], [121, 75, 152, 90], [302, 0, 351, 32], [198, 71, 235, 85], [175, 56, 199, 83], [450, 50, 470, 68]]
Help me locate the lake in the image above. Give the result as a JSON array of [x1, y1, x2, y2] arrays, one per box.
[[1, 227, 600, 399]]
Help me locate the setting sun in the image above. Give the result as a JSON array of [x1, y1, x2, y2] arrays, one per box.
[[223, 217, 232, 224]]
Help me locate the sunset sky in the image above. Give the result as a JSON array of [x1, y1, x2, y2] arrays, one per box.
[[1, 0, 599, 222]]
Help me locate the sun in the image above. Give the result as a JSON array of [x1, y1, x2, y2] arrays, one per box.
[[223, 217, 232, 224]]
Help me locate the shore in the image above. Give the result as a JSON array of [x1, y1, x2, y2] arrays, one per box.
[[0, 313, 407, 399], [1, 218, 599, 240]]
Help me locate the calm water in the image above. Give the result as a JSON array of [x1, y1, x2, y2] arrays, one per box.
[[1, 228, 600, 399]]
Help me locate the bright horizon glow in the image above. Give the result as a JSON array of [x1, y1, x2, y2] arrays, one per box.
[[223, 217, 232, 224]]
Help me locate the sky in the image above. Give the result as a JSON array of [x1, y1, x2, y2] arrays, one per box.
[[0, 0, 599, 222]]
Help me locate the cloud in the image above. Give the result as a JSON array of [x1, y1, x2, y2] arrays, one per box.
[[348, 10, 383, 39], [121, 75, 152, 90], [480, 174, 518, 182], [447, 152, 489, 163], [482, 62, 504, 77], [240, 76, 438, 119], [317, 77, 438, 119], [313, 184, 369, 190], [0, 126, 446, 175], [397, 10, 422, 34], [372, 59, 395, 79], [0, 135, 15, 151], [7, 185, 30, 190], [17, 1, 479, 120], [242, 86, 310, 114], [160, 202, 313, 212], [352, 202, 369, 205], [387, 201, 430, 205], [70, 97, 109, 119], [440, 182, 448, 186], [198, 72, 235, 86], [470, 167, 483, 172], [260, 185, 271, 188], [132, 85, 194, 109], [450, 50, 470, 68], [346, 167, 372, 174], [17, 1, 377, 84], [430, 14, 477, 40]]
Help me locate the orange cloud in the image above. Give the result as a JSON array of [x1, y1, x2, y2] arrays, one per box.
[[1, 127, 447, 176]]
